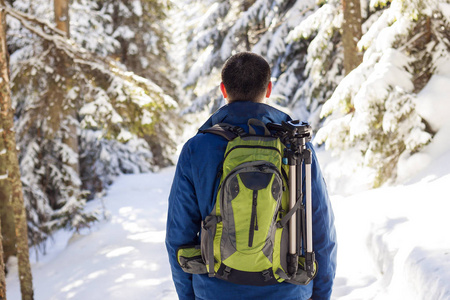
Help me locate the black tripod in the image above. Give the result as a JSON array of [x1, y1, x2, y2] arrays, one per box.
[[267, 120, 315, 278]]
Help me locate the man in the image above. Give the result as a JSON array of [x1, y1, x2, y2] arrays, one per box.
[[166, 52, 337, 300]]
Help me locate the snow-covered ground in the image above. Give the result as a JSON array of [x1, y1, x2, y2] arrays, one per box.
[[329, 163, 450, 300], [6, 168, 178, 300]]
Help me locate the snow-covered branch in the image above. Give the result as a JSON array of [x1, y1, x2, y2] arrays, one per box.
[[3, 2, 167, 94]]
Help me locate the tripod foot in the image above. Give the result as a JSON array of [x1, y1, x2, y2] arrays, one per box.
[[305, 251, 315, 278], [287, 253, 298, 277]]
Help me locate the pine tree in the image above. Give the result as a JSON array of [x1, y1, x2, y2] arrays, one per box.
[[315, 0, 447, 186], [286, 0, 345, 127], [0, 1, 34, 298], [4, 1, 178, 246], [101, 1, 176, 93], [179, 1, 308, 113], [96, 0, 179, 166], [7, 2, 96, 245]]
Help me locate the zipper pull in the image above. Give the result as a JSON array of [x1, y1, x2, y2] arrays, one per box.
[[258, 165, 267, 172], [253, 191, 258, 231], [249, 190, 258, 247]]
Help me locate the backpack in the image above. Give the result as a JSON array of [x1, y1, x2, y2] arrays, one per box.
[[176, 119, 317, 286]]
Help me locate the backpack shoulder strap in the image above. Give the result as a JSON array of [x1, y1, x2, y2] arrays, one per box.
[[199, 123, 245, 141]]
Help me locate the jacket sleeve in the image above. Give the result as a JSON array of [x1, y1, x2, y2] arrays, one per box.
[[165, 140, 202, 300], [308, 145, 337, 300]]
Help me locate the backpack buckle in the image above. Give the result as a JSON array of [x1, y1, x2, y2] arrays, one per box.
[[232, 126, 245, 136], [262, 269, 273, 281], [222, 266, 232, 280]]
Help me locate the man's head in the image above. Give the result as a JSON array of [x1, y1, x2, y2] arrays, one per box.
[[220, 52, 272, 103]]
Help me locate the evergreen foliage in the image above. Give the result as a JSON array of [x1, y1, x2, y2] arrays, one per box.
[[316, 0, 448, 186], [286, 0, 344, 128], [5, 0, 178, 246], [179, 0, 344, 128], [179, 0, 447, 187], [181, 0, 320, 115]]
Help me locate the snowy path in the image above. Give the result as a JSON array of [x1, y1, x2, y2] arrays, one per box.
[[330, 154, 450, 299], [6, 168, 178, 300]]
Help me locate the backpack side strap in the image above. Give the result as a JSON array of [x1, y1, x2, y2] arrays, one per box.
[[200, 123, 244, 141]]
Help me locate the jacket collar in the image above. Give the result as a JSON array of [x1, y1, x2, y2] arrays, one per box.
[[198, 101, 292, 132]]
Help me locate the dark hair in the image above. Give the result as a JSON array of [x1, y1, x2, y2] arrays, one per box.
[[221, 52, 271, 102]]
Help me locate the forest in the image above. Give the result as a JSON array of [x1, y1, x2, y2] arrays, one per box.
[[1, 0, 449, 299]]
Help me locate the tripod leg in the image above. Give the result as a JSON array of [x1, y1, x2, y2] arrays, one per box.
[[305, 162, 312, 253], [288, 165, 296, 254], [296, 158, 303, 257], [288, 165, 298, 276], [304, 149, 315, 277]]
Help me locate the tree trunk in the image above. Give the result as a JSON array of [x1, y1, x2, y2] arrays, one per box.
[[341, 0, 363, 74], [53, 0, 70, 38], [0, 3, 34, 299], [0, 195, 15, 270], [54, 0, 80, 176], [0, 116, 16, 267], [0, 218, 7, 300]]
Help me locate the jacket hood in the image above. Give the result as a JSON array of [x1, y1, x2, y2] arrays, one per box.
[[198, 101, 292, 132]]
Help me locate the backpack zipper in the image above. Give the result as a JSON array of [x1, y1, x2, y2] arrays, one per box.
[[248, 190, 258, 247], [223, 145, 281, 162], [219, 161, 282, 192]]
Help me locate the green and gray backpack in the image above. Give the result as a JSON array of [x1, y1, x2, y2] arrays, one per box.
[[177, 119, 317, 286]]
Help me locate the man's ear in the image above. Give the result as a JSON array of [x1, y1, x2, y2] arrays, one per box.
[[265, 81, 272, 98], [220, 82, 228, 98]]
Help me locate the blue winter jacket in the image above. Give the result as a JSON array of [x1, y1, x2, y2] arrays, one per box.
[[166, 101, 337, 300]]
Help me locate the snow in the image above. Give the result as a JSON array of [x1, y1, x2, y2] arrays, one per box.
[[440, 2, 450, 21], [131, 1, 143, 17], [414, 60, 450, 132], [327, 171, 450, 300], [6, 168, 178, 300], [113, 26, 135, 40], [117, 129, 133, 142]]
